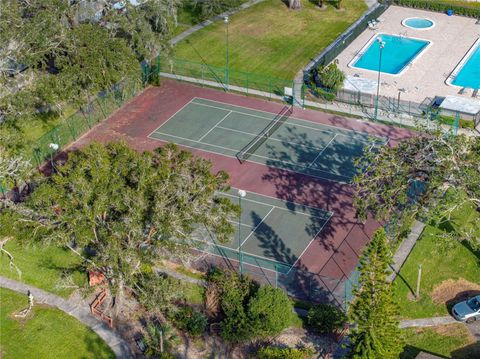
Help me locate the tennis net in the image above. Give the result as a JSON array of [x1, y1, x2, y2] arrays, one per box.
[[236, 105, 293, 163]]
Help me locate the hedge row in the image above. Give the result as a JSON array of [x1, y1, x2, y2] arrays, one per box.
[[387, 0, 480, 18]]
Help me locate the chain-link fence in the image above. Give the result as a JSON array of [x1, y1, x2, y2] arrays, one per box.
[[29, 57, 164, 167], [159, 57, 295, 101], [192, 243, 360, 311]]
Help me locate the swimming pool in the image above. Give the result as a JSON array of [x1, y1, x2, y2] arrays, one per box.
[[349, 33, 431, 76], [448, 38, 480, 89], [402, 17, 435, 30]]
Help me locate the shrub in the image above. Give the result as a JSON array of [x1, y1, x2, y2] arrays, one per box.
[[307, 303, 347, 334], [392, 0, 480, 18], [256, 346, 314, 359], [317, 60, 345, 92], [249, 286, 294, 338], [174, 307, 208, 336], [207, 269, 294, 343]]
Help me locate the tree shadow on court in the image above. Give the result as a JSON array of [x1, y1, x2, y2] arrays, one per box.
[[248, 211, 346, 306], [261, 125, 383, 282]]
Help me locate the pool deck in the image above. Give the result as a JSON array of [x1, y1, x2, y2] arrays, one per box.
[[335, 5, 480, 103]]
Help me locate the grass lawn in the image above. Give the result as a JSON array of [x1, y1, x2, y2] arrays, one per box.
[[401, 324, 479, 359], [394, 201, 480, 319], [173, 0, 367, 79], [0, 288, 114, 359], [0, 239, 86, 298]]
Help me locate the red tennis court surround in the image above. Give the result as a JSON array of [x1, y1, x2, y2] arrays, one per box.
[[70, 79, 414, 286]]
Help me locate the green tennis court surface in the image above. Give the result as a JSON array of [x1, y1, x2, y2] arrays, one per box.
[[193, 188, 332, 272], [149, 97, 387, 183]]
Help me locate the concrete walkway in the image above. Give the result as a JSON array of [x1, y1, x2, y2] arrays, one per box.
[[0, 276, 133, 359], [400, 316, 458, 328], [170, 0, 264, 45], [388, 221, 425, 282]]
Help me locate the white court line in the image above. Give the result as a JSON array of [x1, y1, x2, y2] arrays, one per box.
[[193, 240, 293, 269], [191, 100, 356, 139], [149, 131, 351, 183], [227, 219, 252, 228], [226, 187, 334, 217], [147, 98, 195, 138], [285, 211, 334, 276], [191, 97, 378, 138], [198, 110, 232, 141], [219, 191, 333, 219], [237, 207, 275, 250], [307, 133, 338, 169], [215, 125, 325, 152], [151, 131, 352, 181]]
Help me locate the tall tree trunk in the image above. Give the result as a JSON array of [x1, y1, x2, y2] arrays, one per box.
[[289, 0, 301, 10]]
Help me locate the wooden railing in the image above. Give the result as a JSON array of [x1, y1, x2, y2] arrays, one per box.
[[90, 288, 113, 328]]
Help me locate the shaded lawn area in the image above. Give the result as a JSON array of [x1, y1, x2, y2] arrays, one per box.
[[0, 288, 114, 359], [0, 240, 86, 298], [401, 324, 479, 359], [173, 0, 367, 79], [394, 201, 480, 319]]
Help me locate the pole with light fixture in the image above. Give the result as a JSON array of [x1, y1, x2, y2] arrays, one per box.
[[374, 37, 386, 121], [237, 189, 246, 275], [224, 16, 229, 91], [48, 143, 59, 171]]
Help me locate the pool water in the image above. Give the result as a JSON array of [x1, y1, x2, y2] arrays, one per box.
[[352, 34, 430, 75], [403, 18, 434, 29], [452, 42, 480, 89]]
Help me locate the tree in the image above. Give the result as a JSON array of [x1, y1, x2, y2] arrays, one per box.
[[316, 60, 345, 92], [353, 132, 480, 247], [143, 321, 178, 358], [347, 228, 403, 359], [289, 0, 301, 10], [248, 286, 294, 338], [307, 303, 347, 334], [208, 269, 293, 343], [19, 142, 239, 313], [331, 0, 343, 10]]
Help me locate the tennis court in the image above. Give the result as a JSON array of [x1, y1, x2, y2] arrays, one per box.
[[194, 188, 332, 272], [149, 97, 387, 183]]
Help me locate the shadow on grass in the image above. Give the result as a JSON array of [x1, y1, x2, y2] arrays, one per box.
[[400, 345, 448, 359], [81, 329, 116, 359]]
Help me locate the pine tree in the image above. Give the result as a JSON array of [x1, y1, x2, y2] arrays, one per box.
[[347, 228, 403, 359]]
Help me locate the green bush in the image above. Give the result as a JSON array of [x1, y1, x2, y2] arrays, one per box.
[[317, 61, 345, 92], [174, 307, 208, 336], [207, 269, 294, 343], [392, 0, 480, 18], [256, 346, 314, 359], [306, 303, 347, 334], [248, 286, 294, 338]]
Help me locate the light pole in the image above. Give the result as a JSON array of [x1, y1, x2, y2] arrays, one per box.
[[238, 189, 246, 275], [224, 16, 229, 91], [374, 37, 386, 121], [49, 143, 59, 171]]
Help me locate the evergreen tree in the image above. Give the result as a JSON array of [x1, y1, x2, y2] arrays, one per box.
[[347, 228, 403, 359]]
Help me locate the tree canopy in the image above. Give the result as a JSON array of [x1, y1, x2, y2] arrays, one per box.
[[14, 142, 239, 308], [347, 228, 403, 359], [353, 131, 480, 246], [0, 0, 179, 126]]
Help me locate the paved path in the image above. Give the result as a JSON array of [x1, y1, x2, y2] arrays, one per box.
[[170, 0, 264, 45], [399, 316, 458, 328], [388, 221, 425, 282], [0, 276, 133, 359]]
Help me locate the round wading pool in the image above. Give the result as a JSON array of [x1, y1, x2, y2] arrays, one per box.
[[402, 17, 435, 30]]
